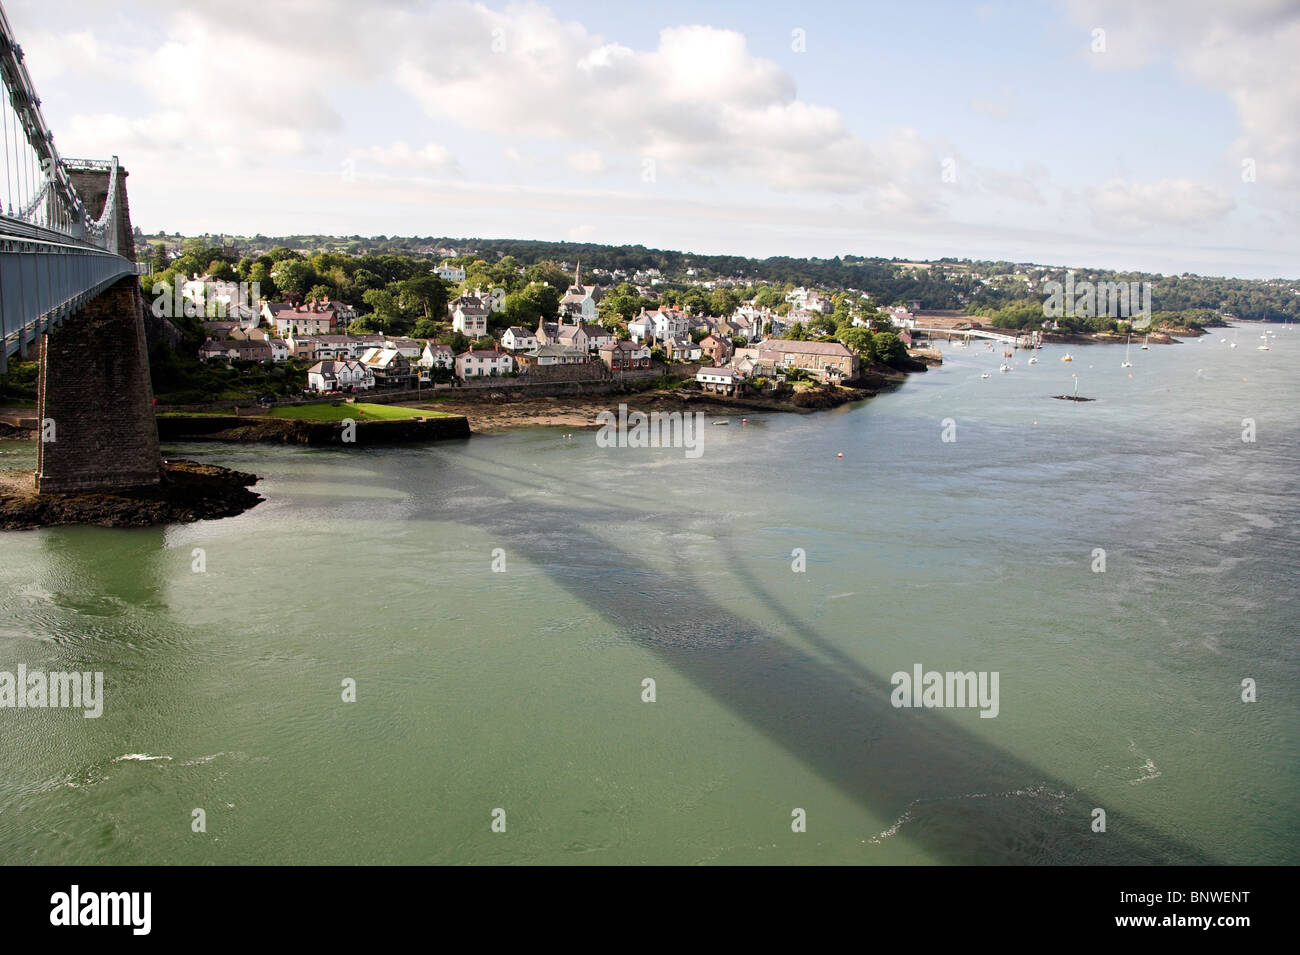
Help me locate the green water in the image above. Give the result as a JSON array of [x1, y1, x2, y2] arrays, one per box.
[[1, 327, 1296, 864]]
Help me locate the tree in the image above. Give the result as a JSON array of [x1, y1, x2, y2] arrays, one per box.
[[207, 260, 237, 281], [361, 289, 399, 330], [872, 331, 908, 367], [525, 261, 572, 291], [398, 275, 451, 322], [709, 287, 740, 317], [248, 263, 277, 300], [680, 288, 709, 316], [597, 282, 643, 325], [349, 314, 387, 333], [412, 317, 442, 339], [272, 260, 317, 300], [503, 283, 561, 327], [809, 313, 837, 337], [839, 327, 877, 363]]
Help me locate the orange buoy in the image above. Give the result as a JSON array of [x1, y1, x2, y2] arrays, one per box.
[[837, 452, 844, 458]]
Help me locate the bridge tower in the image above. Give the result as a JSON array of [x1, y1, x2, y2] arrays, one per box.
[[35, 162, 163, 493]]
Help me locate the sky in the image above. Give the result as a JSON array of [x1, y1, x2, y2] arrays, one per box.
[[6, 0, 1298, 279]]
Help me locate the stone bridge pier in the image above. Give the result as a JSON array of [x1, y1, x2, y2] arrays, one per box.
[[35, 164, 162, 493]]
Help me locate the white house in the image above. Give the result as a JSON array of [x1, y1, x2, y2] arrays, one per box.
[[264, 302, 336, 336], [520, 344, 590, 367], [696, 366, 743, 394], [290, 333, 387, 360], [419, 343, 455, 370], [627, 314, 656, 343], [307, 360, 374, 392], [785, 286, 812, 309], [434, 263, 466, 283], [455, 349, 514, 378], [666, 338, 703, 361], [580, 323, 615, 351], [649, 307, 691, 343], [501, 326, 538, 351], [451, 295, 490, 337]]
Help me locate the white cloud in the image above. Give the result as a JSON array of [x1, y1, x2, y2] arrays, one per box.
[[566, 151, 604, 175], [7, 0, 1290, 277], [1069, 0, 1300, 202], [1087, 177, 1234, 231], [356, 141, 462, 175], [393, 6, 888, 194]]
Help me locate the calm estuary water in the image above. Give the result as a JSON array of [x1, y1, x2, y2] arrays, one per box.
[[2, 326, 1297, 864]]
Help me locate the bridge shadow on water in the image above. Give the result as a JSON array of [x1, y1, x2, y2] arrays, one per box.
[[29, 436, 1218, 864], [412, 439, 1218, 865]]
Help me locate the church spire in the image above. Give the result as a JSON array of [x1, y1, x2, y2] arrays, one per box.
[[574, 259, 581, 290]]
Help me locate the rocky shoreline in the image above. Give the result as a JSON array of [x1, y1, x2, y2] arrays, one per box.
[[156, 413, 471, 445], [414, 370, 910, 433], [0, 460, 262, 531], [1039, 328, 1195, 346]]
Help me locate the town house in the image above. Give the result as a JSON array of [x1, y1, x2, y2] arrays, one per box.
[[450, 295, 491, 338], [598, 340, 652, 372], [456, 348, 514, 379]]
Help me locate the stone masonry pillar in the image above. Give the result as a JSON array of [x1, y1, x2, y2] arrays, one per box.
[[34, 278, 162, 493]]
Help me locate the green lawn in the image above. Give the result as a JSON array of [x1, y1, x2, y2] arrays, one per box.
[[266, 402, 452, 422]]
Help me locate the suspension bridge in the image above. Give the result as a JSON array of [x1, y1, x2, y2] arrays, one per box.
[[1, 2, 161, 492]]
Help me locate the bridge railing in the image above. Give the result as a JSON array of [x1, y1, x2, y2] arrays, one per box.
[[0, 231, 138, 372]]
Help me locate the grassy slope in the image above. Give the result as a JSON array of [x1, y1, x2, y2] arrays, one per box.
[[266, 402, 452, 421]]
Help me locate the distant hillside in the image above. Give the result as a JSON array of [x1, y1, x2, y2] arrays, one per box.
[[133, 231, 1300, 322]]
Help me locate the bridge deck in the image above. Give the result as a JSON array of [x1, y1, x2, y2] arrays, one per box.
[[1, 218, 139, 372]]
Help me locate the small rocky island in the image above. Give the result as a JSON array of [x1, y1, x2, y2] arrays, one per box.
[[0, 460, 262, 531]]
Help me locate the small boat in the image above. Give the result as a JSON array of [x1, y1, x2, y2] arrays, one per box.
[[1028, 355, 1039, 364], [999, 362, 1010, 373], [712, 420, 729, 426], [1061, 353, 1074, 362], [1140, 333, 1149, 351], [1257, 343, 1270, 351], [980, 373, 991, 379], [1121, 332, 1133, 368]]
